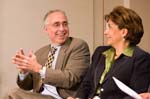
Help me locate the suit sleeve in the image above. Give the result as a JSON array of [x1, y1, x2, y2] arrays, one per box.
[[75, 46, 107, 99], [130, 52, 150, 92], [17, 73, 33, 90], [123, 52, 150, 99]]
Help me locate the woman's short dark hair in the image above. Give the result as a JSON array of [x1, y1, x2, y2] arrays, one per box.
[[105, 6, 144, 45]]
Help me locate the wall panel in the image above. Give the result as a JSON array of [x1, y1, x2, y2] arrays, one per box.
[[131, 0, 150, 51]]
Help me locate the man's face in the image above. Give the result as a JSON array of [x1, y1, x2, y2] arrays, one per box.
[[44, 11, 69, 45]]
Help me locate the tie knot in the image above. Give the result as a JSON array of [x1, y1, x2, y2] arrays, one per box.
[[51, 47, 57, 54]]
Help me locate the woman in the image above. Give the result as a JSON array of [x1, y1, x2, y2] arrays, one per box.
[[68, 6, 150, 99]]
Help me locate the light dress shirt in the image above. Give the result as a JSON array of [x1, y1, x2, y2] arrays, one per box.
[[19, 45, 62, 99]]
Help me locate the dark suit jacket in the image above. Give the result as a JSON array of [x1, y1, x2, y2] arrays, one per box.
[[76, 46, 150, 99], [17, 37, 90, 99]]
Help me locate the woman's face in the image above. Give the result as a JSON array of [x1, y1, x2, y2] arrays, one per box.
[[104, 19, 125, 47]]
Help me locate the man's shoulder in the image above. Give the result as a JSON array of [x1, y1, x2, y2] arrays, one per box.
[[64, 37, 90, 52], [35, 44, 50, 55], [68, 37, 87, 44], [66, 37, 89, 47]]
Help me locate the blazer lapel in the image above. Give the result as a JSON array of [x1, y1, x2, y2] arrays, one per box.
[[102, 69, 114, 83], [94, 55, 106, 87], [102, 56, 126, 84], [55, 46, 67, 69], [55, 38, 71, 69], [37, 45, 50, 66]]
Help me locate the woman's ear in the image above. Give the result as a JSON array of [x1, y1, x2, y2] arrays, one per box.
[[121, 28, 128, 38]]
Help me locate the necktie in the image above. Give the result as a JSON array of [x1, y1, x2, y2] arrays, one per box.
[[45, 47, 57, 68], [38, 47, 57, 93]]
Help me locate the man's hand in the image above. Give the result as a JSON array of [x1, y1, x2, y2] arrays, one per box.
[[12, 48, 42, 73]]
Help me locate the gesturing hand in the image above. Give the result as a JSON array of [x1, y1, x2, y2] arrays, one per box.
[[12, 48, 42, 73]]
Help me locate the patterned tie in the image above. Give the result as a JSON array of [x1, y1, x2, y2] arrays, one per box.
[[38, 47, 57, 93], [45, 47, 57, 68]]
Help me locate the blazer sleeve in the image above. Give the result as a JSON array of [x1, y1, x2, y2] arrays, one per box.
[[130, 52, 150, 92], [75, 46, 110, 99], [17, 73, 33, 90], [123, 51, 150, 99]]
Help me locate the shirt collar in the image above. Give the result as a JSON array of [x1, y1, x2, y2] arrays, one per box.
[[51, 45, 61, 49], [103, 45, 134, 59]]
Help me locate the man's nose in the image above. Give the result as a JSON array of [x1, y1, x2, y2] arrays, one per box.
[[58, 24, 67, 31]]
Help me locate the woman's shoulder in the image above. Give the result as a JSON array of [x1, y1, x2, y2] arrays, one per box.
[[134, 46, 150, 55], [92, 46, 111, 56], [134, 46, 150, 58], [95, 46, 111, 52]]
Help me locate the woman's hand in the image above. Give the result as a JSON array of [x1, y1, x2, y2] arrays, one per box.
[[139, 93, 150, 99], [67, 97, 75, 99]]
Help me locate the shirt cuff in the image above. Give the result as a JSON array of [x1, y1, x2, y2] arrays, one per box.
[[39, 66, 46, 79], [18, 72, 29, 81]]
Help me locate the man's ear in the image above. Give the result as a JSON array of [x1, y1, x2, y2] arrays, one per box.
[[43, 26, 47, 33]]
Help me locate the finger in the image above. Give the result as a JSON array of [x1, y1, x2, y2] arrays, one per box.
[[16, 65, 27, 70], [16, 64, 33, 72], [13, 56, 26, 63], [13, 57, 29, 67], [15, 49, 25, 59], [15, 51, 20, 57], [12, 56, 20, 64], [12, 57, 17, 64], [19, 48, 25, 55], [28, 49, 33, 57], [14, 60, 27, 66], [16, 53, 30, 62], [15, 52, 24, 60]]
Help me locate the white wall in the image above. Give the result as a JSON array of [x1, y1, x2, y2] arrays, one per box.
[[131, 0, 150, 51], [0, 0, 94, 97]]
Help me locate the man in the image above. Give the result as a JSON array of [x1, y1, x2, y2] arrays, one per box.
[[3, 10, 90, 99]]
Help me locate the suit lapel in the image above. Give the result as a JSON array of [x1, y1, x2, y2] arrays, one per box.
[[94, 55, 106, 86], [94, 54, 120, 85], [55, 46, 67, 69], [94, 53, 115, 85], [102, 68, 114, 83], [55, 38, 71, 69], [38, 45, 50, 66], [102, 56, 125, 84]]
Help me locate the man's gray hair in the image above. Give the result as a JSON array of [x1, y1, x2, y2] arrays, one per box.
[[43, 9, 67, 25]]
